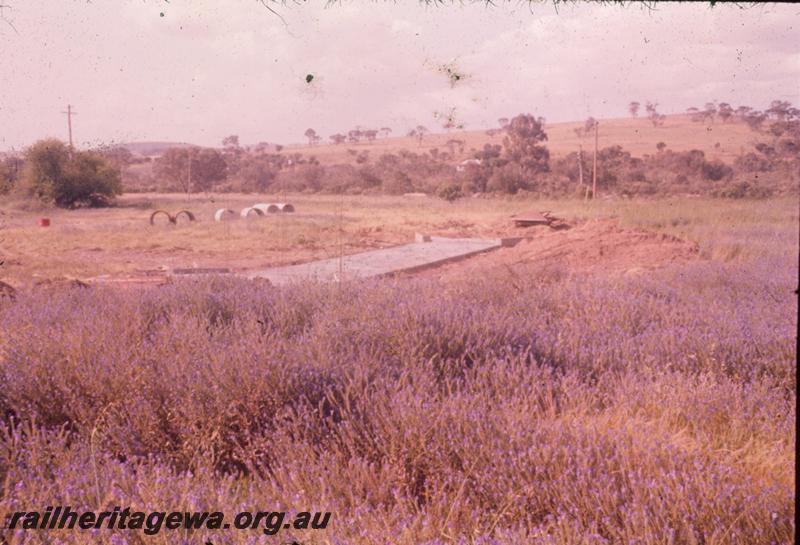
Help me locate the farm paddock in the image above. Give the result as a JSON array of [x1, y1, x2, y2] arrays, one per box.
[[0, 194, 796, 544]]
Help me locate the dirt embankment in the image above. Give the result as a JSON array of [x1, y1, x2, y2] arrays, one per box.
[[413, 218, 700, 281]]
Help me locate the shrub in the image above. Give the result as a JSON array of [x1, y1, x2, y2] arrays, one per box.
[[0, 156, 23, 195], [21, 139, 122, 208], [436, 181, 463, 202], [702, 159, 733, 181], [713, 180, 774, 199], [487, 163, 527, 194], [382, 170, 413, 195]]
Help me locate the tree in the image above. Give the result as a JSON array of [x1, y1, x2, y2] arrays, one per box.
[[717, 103, 734, 123], [628, 101, 640, 118], [363, 129, 378, 143], [379, 127, 392, 139], [735, 105, 753, 119], [766, 100, 792, 121], [743, 111, 767, 131], [645, 102, 666, 127], [487, 163, 526, 194], [220, 135, 243, 177], [656, 141, 667, 152], [153, 147, 227, 193], [21, 139, 121, 207], [437, 181, 463, 202], [347, 129, 362, 144], [459, 144, 505, 193], [330, 133, 347, 145], [382, 170, 413, 195], [237, 155, 278, 192], [304, 128, 318, 147], [497, 117, 509, 129], [0, 155, 23, 194], [445, 139, 465, 155], [687, 107, 703, 123], [584, 117, 598, 135], [702, 102, 717, 124], [414, 125, 428, 146], [502, 114, 550, 176], [222, 135, 240, 149], [95, 145, 133, 172]]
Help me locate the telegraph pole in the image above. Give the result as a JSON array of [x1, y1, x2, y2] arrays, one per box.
[[592, 120, 598, 200], [61, 105, 77, 150], [186, 151, 192, 202]]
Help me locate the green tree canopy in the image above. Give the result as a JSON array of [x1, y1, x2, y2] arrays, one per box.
[[502, 114, 550, 177], [153, 147, 227, 193], [22, 139, 122, 207]]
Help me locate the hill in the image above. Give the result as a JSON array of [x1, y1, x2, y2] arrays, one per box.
[[284, 114, 768, 166], [119, 141, 197, 157]]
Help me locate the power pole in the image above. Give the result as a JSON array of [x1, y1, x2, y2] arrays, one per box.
[[61, 104, 77, 151], [592, 121, 598, 200], [186, 151, 192, 201]]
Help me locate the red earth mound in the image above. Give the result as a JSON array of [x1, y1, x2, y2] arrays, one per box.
[[412, 218, 700, 282]]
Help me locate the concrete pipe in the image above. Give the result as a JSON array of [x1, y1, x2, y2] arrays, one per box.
[[150, 210, 176, 225], [253, 203, 281, 214], [174, 210, 196, 222], [214, 208, 237, 222], [241, 206, 265, 219]]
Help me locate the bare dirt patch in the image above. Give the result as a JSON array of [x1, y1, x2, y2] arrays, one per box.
[[410, 218, 700, 282]]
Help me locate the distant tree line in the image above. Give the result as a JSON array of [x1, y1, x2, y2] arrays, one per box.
[[322, 127, 392, 146], [1, 99, 796, 206]]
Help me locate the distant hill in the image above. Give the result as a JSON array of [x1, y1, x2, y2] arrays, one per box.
[[119, 141, 198, 157], [287, 114, 769, 166]]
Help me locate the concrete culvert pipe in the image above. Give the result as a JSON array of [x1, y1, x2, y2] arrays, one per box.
[[174, 210, 196, 222], [253, 203, 280, 214], [277, 203, 295, 213], [150, 210, 176, 225], [241, 206, 265, 218], [214, 208, 237, 222]]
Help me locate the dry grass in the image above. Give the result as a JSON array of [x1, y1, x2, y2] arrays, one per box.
[[0, 190, 796, 544], [287, 114, 768, 165], [1, 193, 796, 286]]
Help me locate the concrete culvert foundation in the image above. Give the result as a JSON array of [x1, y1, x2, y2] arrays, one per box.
[[174, 210, 196, 222], [277, 203, 295, 213], [214, 208, 237, 222], [241, 207, 265, 218], [150, 210, 176, 225], [253, 203, 281, 214]]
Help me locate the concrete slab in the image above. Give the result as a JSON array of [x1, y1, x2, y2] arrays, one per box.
[[246, 236, 502, 285], [512, 210, 551, 227]]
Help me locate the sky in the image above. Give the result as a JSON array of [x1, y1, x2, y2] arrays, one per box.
[[0, 1, 798, 150]]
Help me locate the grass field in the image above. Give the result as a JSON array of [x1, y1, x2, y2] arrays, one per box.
[[1, 193, 796, 286], [0, 193, 796, 544]]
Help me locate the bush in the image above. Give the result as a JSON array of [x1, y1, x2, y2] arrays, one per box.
[[382, 170, 413, 195], [436, 182, 463, 202], [487, 163, 527, 194], [713, 180, 774, 199], [21, 139, 121, 208], [0, 156, 23, 195], [702, 159, 733, 181]]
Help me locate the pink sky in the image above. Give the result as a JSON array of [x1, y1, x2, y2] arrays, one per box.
[[0, 1, 797, 150]]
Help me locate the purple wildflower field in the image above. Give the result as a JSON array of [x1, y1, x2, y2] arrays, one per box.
[[0, 228, 796, 544]]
